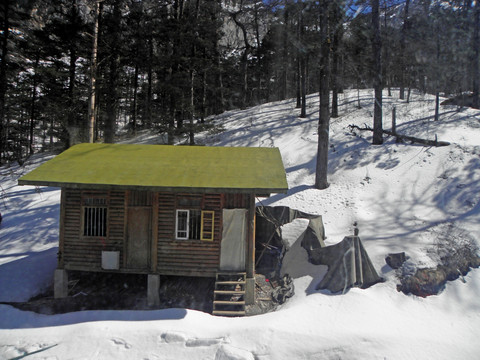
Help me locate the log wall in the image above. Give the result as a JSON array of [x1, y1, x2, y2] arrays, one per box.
[[60, 189, 252, 277], [62, 189, 126, 271], [156, 193, 223, 277]]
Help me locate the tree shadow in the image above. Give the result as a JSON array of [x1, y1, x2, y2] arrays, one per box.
[[0, 187, 60, 255]]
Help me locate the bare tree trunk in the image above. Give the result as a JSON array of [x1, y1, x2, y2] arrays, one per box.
[[168, 96, 175, 145], [132, 62, 139, 135], [281, 2, 289, 100], [0, 0, 9, 163], [434, 29, 440, 121], [331, 3, 342, 119], [217, 55, 225, 113], [29, 52, 40, 155], [146, 36, 153, 126], [383, 0, 391, 97], [296, 56, 301, 109], [331, 53, 339, 118], [104, 0, 121, 144], [434, 92, 440, 121], [399, 0, 410, 100], [200, 70, 207, 123], [231, 10, 250, 109], [473, 0, 480, 109], [300, 55, 307, 118], [87, 0, 100, 143], [299, 3, 307, 118], [372, 0, 384, 145], [64, 0, 85, 147], [315, 0, 330, 190], [189, 70, 195, 145]]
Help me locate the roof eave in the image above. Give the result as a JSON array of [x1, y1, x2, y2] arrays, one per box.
[[17, 179, 288, 195]]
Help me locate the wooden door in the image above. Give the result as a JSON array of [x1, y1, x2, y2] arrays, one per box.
[[127, 207, 151, 270]]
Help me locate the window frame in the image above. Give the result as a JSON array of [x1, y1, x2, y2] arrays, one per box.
[[200, 210, 215, 241], [175, 209, 215, 241], [82, 199, 108, 238], [175, 209, 190, 240]]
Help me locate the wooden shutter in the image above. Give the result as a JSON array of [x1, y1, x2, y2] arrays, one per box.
[[200, 211, 214, 241]]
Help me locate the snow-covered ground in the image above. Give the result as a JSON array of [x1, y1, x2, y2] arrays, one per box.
[[1, 89, 480, 359]]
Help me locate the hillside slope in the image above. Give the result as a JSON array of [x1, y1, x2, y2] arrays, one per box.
[[1, 89, 479, 360]]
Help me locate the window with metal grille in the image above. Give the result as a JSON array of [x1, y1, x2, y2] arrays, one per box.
[[175, 209, 214, 241], [83, 201, 107, 237]]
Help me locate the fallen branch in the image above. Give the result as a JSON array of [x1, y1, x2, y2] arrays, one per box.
[[348, 124, 450, 147]]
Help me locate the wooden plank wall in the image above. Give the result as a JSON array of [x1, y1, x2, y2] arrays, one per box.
[[224, 193, 251, 209], [61, 189, 250, 277], [156, 193, 223, 277], [62, 188, 82, 268], [62, 189, 125, 271]]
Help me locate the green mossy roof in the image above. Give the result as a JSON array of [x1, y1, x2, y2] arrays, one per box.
[[18, 143, 288, 194]]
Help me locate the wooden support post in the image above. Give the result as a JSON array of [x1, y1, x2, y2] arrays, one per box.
[[123, 190, 129, 269], [147, 274, 160, 307], [246, 194, 255, 279], [151, 192, 159, 272], [54, 269, 68, 298], [58, 188, 66, 268], [245, 194, 256, 305]]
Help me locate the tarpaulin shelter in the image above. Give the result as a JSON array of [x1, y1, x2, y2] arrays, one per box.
[[308, 236, 383, 293], [256, 206, 381, 294]]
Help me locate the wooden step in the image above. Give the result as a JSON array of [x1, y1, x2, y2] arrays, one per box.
[[213, 300, 245, 306], [213, 271, 247, 317], [214, 290, 245, 295], [215, 281, 245, 285], [212, 310, 246, 317], [216, 272, 246, 276]]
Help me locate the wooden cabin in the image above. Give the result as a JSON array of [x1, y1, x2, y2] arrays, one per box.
[[19, 143, 288, 311]]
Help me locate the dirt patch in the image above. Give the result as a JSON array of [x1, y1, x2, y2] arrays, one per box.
[[3, 272, 215, 315], [3, 271, 283, 316]]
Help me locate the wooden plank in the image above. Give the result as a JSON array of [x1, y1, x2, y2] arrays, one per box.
[[158, 247, 219, 255], [58, 188, 66, 268], [123, 190, 129, 270], [151, 192, 159, 272], [212, 310, 246, 316], [246, 193, 255, 279]]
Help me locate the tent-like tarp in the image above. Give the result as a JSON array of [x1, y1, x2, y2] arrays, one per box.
[[308, 236, 382, 293], [256, 206, 381, 293]]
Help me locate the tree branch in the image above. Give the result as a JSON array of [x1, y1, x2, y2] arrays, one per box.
[[348, 124, 450, 147]]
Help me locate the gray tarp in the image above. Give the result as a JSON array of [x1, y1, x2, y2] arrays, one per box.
[[256, 206, 325, 250], [256, 206, 381, 293], [308, 236, 382, 293]]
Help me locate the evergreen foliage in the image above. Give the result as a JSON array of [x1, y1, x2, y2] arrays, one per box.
[[0, 0, 478, 163]]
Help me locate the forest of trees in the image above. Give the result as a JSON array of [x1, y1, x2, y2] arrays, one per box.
[[0, 0, 478, 166]]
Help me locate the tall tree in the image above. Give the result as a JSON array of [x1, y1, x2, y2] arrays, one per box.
[[315, 0, 331, 190], [399, 0, 410, 100], [330, 0, 344, 118], [298, 2, 307, 118], [88, 0, 100, 143], [371, 0, 383, 145], [103, 0, 122, 143], [231, 8, 252, 109], [0, 0, 10, 163], [472, 0, 480, 108]]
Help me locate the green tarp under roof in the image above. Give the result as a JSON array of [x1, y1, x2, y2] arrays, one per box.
[[18, 143, 289, 194]]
